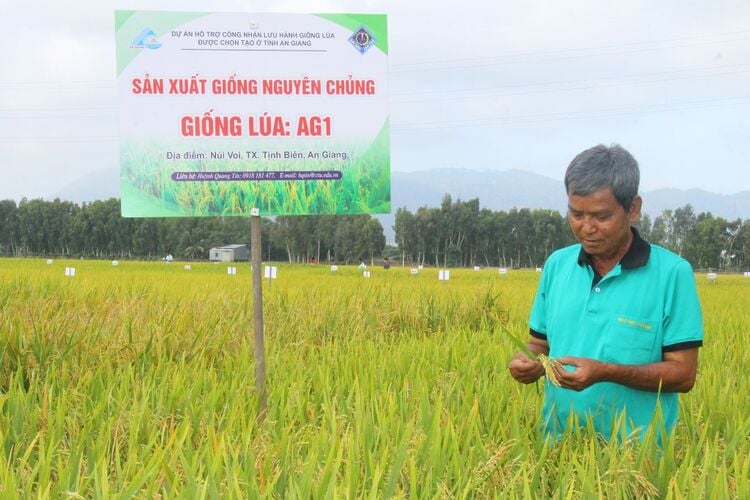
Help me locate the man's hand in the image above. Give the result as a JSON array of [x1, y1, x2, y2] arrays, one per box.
[[553, 348, 699, 393], [508, 352, 545, 384], [553, 356, 605, 391]]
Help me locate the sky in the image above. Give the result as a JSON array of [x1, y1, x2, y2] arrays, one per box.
[[1, 0, 749, 202]]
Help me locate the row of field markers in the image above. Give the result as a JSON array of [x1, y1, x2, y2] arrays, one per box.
[[47, 260, 750, 280], [58, 264, 519, 280]]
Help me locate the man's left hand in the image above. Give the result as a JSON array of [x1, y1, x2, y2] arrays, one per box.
[[552, 356, 606, 391]]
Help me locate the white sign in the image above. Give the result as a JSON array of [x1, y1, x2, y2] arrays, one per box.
[[707, 272, 717, 281], [112, 260, 119, 266], [227, 266, 237, 275], [363, 271, 371, 278], [498, 267, 508, 275], [331, 265, 338, 272], [184, 265, 192, 270], [65, 267, 76, 277], [536, 267, 542, 272], [264, 266, 277, 279], [410, 268, 418, 275], [473, 266, 480, 271], [418, 265, 424, 271], [439, 269, 450, 281], [744, 271, 750, 277], [115, 11, 390, 218], [46, 259, 53, 265]]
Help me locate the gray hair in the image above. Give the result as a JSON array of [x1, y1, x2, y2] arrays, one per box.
[[564, 144, 640, 210]]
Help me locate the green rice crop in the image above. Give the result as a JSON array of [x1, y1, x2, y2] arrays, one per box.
[[0, 259, 747, 497]]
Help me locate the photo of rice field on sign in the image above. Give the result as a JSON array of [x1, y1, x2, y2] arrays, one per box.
[[120, 124, 390, 218]]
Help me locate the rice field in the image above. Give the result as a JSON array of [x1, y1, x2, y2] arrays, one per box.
[[0, 258, 748, 498]]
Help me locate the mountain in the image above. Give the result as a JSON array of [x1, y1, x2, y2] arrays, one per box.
[[50, 168, 119, 203], [643, 188, 750, 221], [48, 167, 750, 243], [374, 169, 750, 242], [389, 168, 566, 213]]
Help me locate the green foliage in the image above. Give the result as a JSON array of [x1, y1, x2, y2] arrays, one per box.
[[395, 200, 576, 268], [0, 199, 384, 263], [0, 260, 747, 497], [3, 197, 750, 272]]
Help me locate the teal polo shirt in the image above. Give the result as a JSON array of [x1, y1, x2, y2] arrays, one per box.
[[529, 228, 703, 440]]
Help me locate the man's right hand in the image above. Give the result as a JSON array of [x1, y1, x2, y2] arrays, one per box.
[[508, 352, 545, 384]]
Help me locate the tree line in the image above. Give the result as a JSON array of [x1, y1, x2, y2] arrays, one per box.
[[0, 198, 384, 264], [393, 195, 750, 271], [395, 195, 573, 268], [637, 205, 750, 271], [1, 195, 749, 271]]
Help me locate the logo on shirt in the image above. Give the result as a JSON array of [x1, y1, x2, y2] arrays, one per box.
[[617, 316, 653, 331]]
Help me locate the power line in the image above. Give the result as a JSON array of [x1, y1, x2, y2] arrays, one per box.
[[391, 68, 750, 105], [392, 96, 750, 131], [0, 136, 117, 143], [391, 33, 750, 73], [391, 62, 750, 99], [2, 30, 748, 88], [0, 106, 117, 113], [0, 81, 116, 90], [393, 29, 750, 69]]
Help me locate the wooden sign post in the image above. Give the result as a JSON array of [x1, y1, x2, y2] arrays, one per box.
[[250, 209, 267, 423]]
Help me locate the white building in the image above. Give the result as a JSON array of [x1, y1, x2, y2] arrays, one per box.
[[209, 244, 249, 262]]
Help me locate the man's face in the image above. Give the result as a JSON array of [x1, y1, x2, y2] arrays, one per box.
[[567, 187, 641, 260]]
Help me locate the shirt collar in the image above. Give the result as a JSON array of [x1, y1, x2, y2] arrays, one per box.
[[577, 227, 651, 270]]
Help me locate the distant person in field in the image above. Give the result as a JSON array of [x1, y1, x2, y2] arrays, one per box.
[[383, 257, 391, 270], [358, 259, 367, 270], [508, 144, 703, 441]]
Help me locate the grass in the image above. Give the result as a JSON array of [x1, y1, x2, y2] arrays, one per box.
[[0, 259, 747, 497]]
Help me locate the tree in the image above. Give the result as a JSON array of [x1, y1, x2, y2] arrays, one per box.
[[394, 207, 417, 266], [0, 200, 19, 255], [672, 205, 697, 256]]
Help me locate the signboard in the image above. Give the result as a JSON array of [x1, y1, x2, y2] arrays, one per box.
[[115, 11, 389, 217], [264, 265, 278, 279]]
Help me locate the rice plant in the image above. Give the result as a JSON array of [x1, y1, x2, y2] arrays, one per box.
[[0, 259, 747, 497]]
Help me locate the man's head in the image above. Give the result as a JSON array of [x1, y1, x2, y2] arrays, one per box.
[[565, 144, 642, 261], [565, 144, 639, 211]]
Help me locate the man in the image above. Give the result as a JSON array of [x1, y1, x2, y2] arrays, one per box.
[[508, 144, 703, 441]]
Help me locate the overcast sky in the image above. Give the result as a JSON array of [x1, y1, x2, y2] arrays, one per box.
[[1, 0, 749, 201]]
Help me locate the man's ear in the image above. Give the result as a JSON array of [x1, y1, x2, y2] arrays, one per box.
[[628, 195, 642, 224]]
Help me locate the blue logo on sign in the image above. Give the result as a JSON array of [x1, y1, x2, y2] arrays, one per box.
[[130, 28, 162, 49], [349, 26, 375, 54]]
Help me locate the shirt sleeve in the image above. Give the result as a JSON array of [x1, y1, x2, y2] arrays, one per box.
[[662, 259, 704, 350], [529, 264, 550, 338]]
